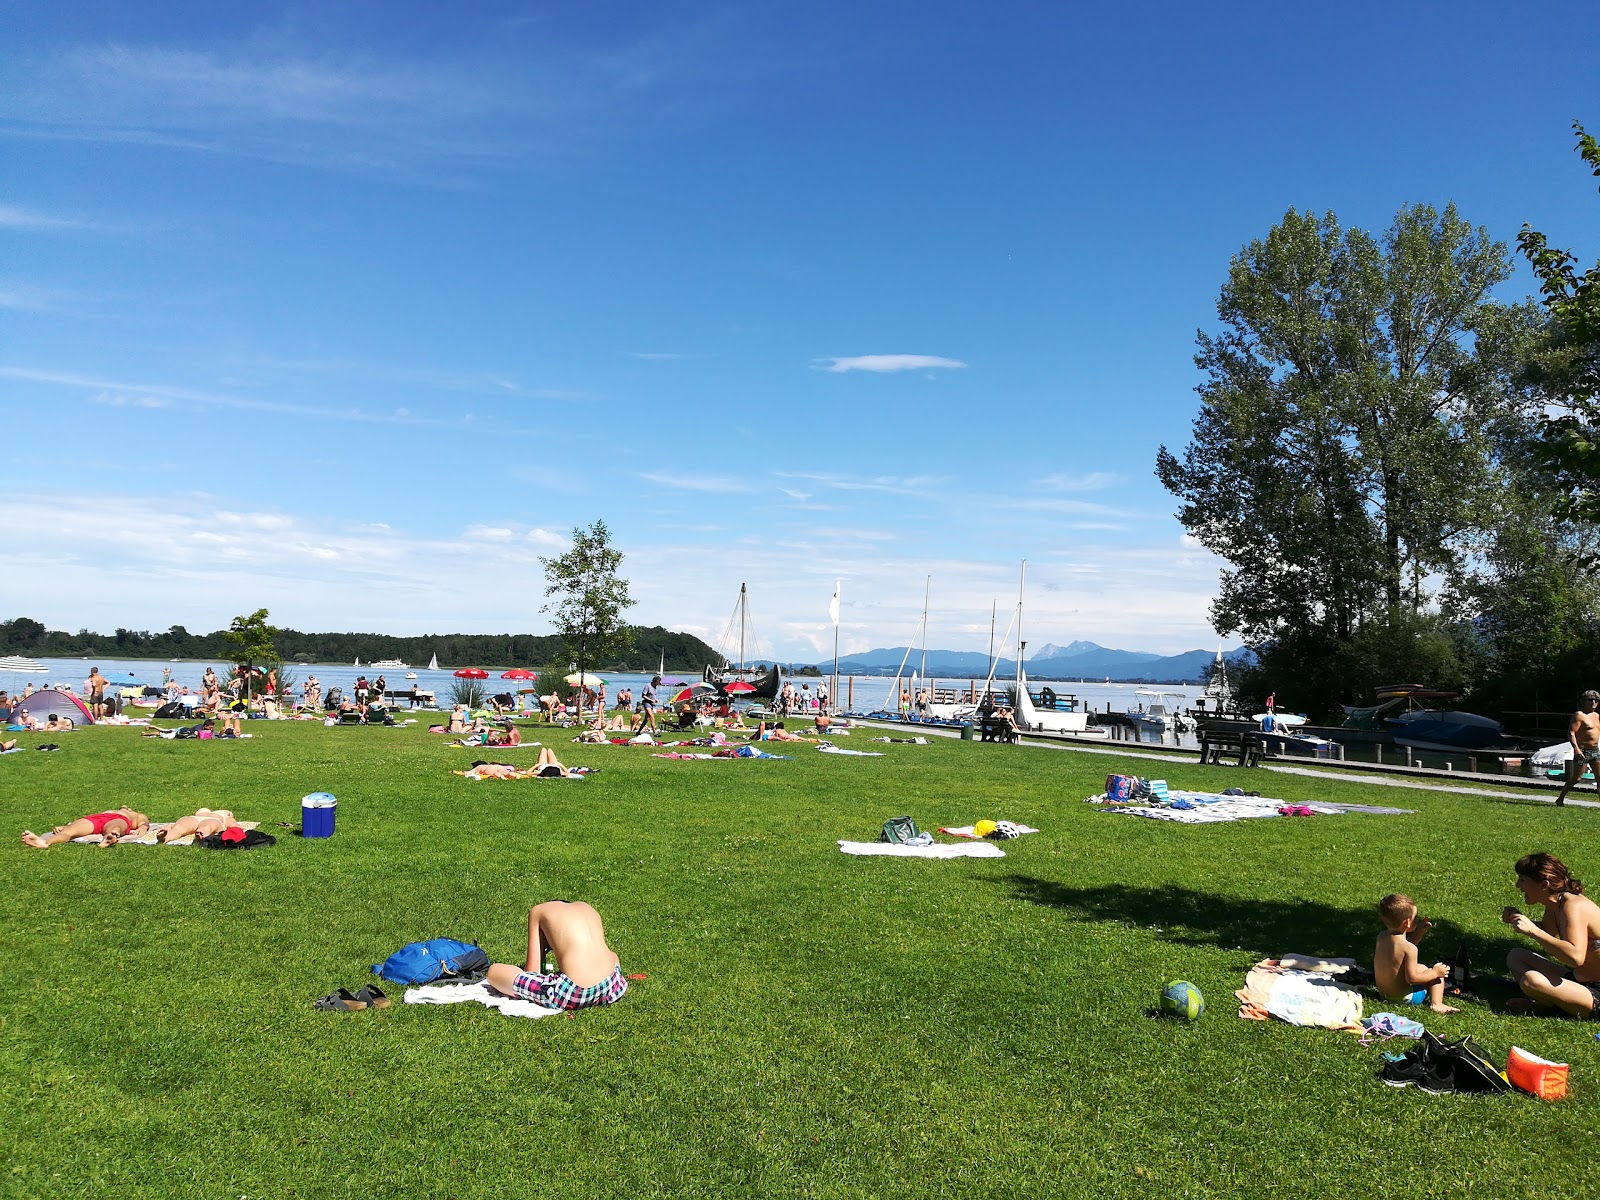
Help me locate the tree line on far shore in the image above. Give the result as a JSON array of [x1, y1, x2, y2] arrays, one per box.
[[1160, 122, 1600, 722], [0, 615, 719, 674]]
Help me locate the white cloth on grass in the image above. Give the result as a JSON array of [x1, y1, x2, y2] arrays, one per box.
[[816, 744, 883, 756], [402, 980, 560, 1018], [837, 839, 1006, 858]]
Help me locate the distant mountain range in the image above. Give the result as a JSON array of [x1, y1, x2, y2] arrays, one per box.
[[811, 641, 1251, 684]]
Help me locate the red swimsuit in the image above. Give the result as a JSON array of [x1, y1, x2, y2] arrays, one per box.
[[83, 811, 133, 835]]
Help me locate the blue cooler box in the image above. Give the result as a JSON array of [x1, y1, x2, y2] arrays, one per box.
[[302, 792, 337, 838]]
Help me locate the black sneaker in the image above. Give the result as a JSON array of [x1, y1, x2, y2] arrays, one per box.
[[1379, 1055, 1432, 1089], [1415, 1060, 1458, 1095]]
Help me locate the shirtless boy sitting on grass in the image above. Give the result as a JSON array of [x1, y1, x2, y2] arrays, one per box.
[[1375, 893, 1458, 1014], [486, 900, 628, 1011]]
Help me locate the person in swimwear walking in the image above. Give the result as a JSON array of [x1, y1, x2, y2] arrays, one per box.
[[1554, 690, 1600, 807], [23, 807, 151, 849], [486, 900, 628, 1010]]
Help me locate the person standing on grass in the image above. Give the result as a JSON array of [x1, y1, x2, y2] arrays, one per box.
[[486, 901, 628, 1011], [636, 675, 661, 733], [1554, 690, 1600, 807], [1504, 852, 1600, 1017], [84, 667, 107, 719]]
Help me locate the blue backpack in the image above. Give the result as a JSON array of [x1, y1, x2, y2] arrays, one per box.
[[373, 937, 490, 985]]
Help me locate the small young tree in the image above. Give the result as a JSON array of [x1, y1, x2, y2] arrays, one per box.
[[223, 609, 279, 700], [540, 520, 635, 721]]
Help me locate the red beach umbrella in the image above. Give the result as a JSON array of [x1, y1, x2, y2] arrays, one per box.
[[501, 669, 537, 680], [671, 686, 697, 703], [454, 668, 489, 679], [724, 681, 757, 695]]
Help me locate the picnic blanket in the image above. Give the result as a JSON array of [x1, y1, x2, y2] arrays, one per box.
[[402, 980, 560, 1019], [837, 839, 1006, 858], [1236, 958, 1364, 1030], [1096, 790, 1413, 824], [72, 820, 262, 846]]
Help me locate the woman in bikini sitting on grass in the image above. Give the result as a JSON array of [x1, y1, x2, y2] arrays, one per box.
[[23, 807, 151, 849], [156, 807, 236, 843], [1505, 852, 1600, 1018]]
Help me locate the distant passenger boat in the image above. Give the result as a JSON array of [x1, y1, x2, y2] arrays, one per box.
[[370, 658, 408, 670]]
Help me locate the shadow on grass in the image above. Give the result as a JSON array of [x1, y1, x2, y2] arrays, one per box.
[[997, 875, 1528, 969]]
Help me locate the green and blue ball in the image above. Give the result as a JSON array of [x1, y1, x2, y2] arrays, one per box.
[[1159, 979, 1204, 1021]]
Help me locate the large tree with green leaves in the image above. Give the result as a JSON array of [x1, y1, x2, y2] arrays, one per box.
[[1517, 121, 1600, 523], [540, 520, 635, 717], [1157, 203, 1519, 713]]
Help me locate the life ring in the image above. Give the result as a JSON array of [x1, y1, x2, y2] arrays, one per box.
[[1039, 687, 1056, 709]]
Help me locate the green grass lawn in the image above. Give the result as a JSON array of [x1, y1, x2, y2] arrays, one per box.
[[3, 719, 1598, 1198]]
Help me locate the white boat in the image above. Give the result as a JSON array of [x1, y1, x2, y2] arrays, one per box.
[[0, 655, 48, 673], [370, 658, 408, 670], [404, 671, 418, 680], [1130, 689, 1192, 733], [1015, 671, 1109, 737], [427, 653, 440, 671]]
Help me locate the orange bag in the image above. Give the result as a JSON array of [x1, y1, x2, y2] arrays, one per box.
[[1506, 1046, 1569, 1101]]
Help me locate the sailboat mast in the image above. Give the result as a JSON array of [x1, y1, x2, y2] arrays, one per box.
[[739, 583, 747, 671], [1016, 560, 1027, 688], [919, 576, 929, 686]]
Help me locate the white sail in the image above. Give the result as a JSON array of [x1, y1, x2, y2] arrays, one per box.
[[428, 653, 439, 671]]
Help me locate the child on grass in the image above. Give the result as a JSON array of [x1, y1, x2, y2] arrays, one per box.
[[1375, 893, 1458, 1014]]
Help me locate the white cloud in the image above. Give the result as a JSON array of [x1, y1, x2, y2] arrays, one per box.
[[91, 390, 171, 409], [814, 354, 967, 373], [639, 471, 753, 493], [0, 204, 106, 232], [1035, 471, 1119, 492]]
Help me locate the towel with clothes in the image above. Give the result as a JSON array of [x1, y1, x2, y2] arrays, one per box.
[[1235, 959, 1364, 1030], [837, 839, 1006, 858], [937, 823, 1040, 839], [1095, 790, 1413, 824]]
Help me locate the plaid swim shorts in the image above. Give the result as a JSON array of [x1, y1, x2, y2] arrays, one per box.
[[511, 963, 628, 1010]]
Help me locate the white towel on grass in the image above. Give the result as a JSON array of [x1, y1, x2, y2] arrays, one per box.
[[837, 839, 1006, 858], [402, 980, 561, 1018], [817, 744, 883, 756]]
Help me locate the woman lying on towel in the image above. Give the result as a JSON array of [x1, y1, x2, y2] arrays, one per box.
[[157, 807, 236, 843], [23, 806, 151, 849], [455, 748, 576, 780], [747, 721, 819, 744]]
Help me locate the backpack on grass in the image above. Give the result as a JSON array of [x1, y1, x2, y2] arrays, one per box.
[[373, 937, 490, 985]]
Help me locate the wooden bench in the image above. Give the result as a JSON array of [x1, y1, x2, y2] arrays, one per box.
[[1196, 718, 1262, 767], [979, 715, 1020, 744], [382, 689, 436, 708]]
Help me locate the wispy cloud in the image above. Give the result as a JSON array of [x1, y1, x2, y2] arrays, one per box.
[[1035, 471, 1119, 492], [0, 204, 111, 232], [91, 390, 171, 410], [640, 471, 753, 493], [779, 471, 949, 497], [814, 354, 967, 373]]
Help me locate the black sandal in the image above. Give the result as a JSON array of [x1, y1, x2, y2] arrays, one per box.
[[312, 987, 368, 1011], [354, 984, 391, 1009]]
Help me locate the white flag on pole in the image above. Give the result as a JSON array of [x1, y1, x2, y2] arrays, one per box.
[[828, 581, 841, 625]]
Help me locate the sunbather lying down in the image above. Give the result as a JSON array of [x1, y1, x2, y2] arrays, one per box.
[[455, 748, 578, 780], [23, 807, 151, 849], [157, 807, 236, 843]]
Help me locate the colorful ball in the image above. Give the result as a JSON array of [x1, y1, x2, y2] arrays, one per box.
[[1159, 979, 1204, 1021], [973, 819, 998, 838], [990, 820, 1022, 840]]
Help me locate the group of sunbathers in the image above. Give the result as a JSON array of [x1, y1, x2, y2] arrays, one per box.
[[22, 806, 241, 849], [453, 748, 576, 780]]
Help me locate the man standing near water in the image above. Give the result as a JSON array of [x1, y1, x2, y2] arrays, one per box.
[[637, 675, 661, 733], [84, 667, 107, 719], [1555, 690, 1600, 807]]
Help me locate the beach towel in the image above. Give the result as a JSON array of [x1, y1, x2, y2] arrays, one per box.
[[816, 744, 883, 756], [1235, 959, 1363, 1030], [72, 820, 262, 847], [1095, 791, 1412, 825], [870, 736, 928, 744], [938, 823, 1040, 839], [837, 840, 1006, 858], [402, 980, 561, 1019]]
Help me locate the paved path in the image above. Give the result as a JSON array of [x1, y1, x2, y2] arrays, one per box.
[[853, 719, 1598, 809]]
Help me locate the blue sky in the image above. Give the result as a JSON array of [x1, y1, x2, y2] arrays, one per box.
[[4, 1, 1596, 661]]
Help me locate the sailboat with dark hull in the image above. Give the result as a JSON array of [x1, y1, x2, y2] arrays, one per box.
[[704, 583, 783, 700]]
